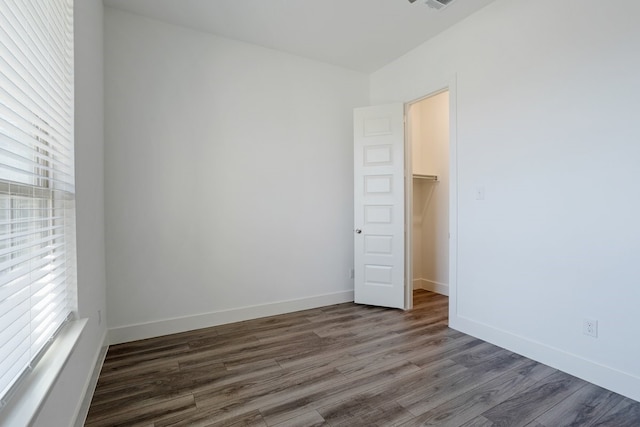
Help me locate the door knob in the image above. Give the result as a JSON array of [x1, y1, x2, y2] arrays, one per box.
[[355, 229, 362, 234]]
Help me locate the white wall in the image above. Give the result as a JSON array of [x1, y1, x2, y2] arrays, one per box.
[[411, 92, 449, 295], [33, 0, 108, 425], [104, 8, 369, 343], [372, 0, 640, 401]]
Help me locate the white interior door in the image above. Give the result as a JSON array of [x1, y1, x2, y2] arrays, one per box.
[[353, 103, 405, 309]]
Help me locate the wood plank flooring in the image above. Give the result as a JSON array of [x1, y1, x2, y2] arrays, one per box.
[[85, 291, 640, 426]]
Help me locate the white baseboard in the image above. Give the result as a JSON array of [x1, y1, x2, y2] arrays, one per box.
[[413, 278, 449, 296], [73, 330, 108, 427], [450, 315, 640, 403], [108, 290, 355, 344]]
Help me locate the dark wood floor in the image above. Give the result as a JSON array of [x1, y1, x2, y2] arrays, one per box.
[[85, 290, 640, 426]]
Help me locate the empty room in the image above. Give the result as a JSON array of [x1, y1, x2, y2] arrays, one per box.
[[1, 0, 640, 426]]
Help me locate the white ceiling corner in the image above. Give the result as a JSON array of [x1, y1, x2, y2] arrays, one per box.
[[102, 0, 497, 73]]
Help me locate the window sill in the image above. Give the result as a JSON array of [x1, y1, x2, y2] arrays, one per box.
[[0, 318, 87, 426]]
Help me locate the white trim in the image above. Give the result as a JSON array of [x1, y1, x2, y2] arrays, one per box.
[[404, 103, 414, 311], [413, 279, 449, 296], [450, 315, 640, 403], [447, 73, 459, 325], [73, 331, 109, 427], [0, 319, 87, 427], [108, 291, 354, 344], [404, 74, 458, 312]]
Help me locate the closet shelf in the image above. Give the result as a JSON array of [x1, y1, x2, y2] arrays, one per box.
[[413, 174, 438, 181]]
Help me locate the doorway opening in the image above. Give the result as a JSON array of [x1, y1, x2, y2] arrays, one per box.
[[405, 89, 450, 309]]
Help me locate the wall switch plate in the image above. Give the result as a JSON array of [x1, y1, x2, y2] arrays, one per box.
[[475, 186, 485, 200], [583, 318, 598, 338]]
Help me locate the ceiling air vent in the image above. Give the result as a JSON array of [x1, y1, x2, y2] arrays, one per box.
[[424, 0, 455, 10]]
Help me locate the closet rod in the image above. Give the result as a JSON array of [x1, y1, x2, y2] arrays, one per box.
[[413, 174, 438, 181]]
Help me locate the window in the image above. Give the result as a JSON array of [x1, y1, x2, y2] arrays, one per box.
[[0, 0, 76, 404]]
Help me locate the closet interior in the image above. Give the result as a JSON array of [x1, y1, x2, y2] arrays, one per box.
[[410, 90, 450, 296]]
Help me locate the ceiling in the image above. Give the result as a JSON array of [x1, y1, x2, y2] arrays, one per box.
[[103, 0, 496, 73]]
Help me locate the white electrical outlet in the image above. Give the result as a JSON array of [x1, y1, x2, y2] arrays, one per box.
[[583, 318, 598, 338]]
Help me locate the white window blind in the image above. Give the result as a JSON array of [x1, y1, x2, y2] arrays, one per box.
[[0, 0, 76, 404]]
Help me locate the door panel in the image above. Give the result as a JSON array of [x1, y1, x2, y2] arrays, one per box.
[[354, 103, 405, 309]]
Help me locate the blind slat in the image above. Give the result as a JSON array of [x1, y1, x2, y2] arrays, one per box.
[[0, 225, 66, 249], [0, 311, 29, 356], [0, 340, 30, 396], [0, 287, 29, 320], [0, 4, 71, 121], [0, 247, 67, 285]]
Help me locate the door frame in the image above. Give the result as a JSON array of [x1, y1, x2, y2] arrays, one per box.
[[403, 76, 458, 312]]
